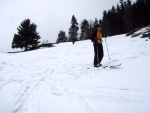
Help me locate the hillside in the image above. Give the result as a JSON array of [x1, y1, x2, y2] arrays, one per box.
[[0, 33, 150, 113]]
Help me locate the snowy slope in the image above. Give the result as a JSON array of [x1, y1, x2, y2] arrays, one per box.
[[0, 34, 150, 113]]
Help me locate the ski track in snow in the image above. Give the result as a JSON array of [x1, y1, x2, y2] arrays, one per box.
[[0, 34, 150, 113]]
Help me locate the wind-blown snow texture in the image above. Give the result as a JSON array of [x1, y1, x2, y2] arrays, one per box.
[[0, 34, 150, 113]]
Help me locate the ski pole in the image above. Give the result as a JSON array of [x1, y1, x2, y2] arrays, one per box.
[[105, 38, 110, 60]]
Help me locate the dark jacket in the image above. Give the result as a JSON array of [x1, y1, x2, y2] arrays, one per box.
[[90, 30, 107, 43]]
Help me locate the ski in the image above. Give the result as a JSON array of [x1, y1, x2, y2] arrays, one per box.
[[103, 63, 122, 68], [87, 63, 122, 69], [110, 63, 122, 67]]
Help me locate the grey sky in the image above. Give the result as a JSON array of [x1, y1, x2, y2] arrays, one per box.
[[0, 0, 136, 52]]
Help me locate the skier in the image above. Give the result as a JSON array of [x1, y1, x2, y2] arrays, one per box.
[[72, 38, 75, 44], [90, 24, 107, 67]]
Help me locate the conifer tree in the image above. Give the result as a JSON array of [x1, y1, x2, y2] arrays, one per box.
[[12, 19, 41, 51], [80, 19, 90, 40], [93, 18, 99, 27], [89, 20, 94, 34], [68, 15, 79, 42], [56, 31, 67, 44]]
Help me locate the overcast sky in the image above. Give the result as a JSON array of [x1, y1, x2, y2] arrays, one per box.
[[0, 0, 136, 52]]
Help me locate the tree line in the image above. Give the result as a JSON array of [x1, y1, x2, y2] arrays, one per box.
[[57, 0, 150, 43], [56, 15, 100, 44], [12, 0, 150, 50], [101, 0, 150, 36]]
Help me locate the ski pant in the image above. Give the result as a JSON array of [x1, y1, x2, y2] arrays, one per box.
[[93, 43, 104, 66]]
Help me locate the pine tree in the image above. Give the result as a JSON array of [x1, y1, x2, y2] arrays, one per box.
[[89, 20, 94, 34], [110, 6, 118, 35], [116, 4, 123, 34], [68, 15, 79, 42], [134, 0, 145, 27], [12, 19, 41, 51], [125, 0, 133, 31], [80, 19, 90, 40], [102, 10, 111, 36], [145, 0, 150, 25], [99, 19, 103, 26], [93, 18, 99, 27], [56, 31, 67, 44], [117, 2, 125, 34]]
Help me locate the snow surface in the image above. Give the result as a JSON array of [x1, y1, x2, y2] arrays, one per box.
[[0, 34, 150, 113]]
